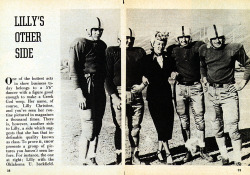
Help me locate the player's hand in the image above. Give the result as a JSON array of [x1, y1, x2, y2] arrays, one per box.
[[170, 72, 178, 80], [131, 84, 145, 93], [126, 91, 132, 104], [111, 94, 121, 110], [142, 76, 149, 85], [228, 80, 247, 92], [75, 88, 87, 110], [202, 77, 208, 92]]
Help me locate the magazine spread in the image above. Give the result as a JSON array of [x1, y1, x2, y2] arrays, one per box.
[[0, 0, 250, 175]]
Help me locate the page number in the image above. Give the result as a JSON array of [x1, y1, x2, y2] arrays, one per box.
[[7, 169, 10, 172], [238, 169, 241, 172]]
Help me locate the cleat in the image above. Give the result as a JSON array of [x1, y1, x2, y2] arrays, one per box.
[[235, 162, 241, 166], [221, 157, 229, 166], [116, 153, 122, 165], [132, 151, 142, 165], [89, 157, 98, 165], [200, 147, 214, 162], [183, 151, 192, 163]]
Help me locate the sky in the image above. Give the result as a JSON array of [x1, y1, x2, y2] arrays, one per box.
[[127, 9, 250, 53]]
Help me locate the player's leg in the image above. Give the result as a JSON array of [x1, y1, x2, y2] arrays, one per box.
[[110, 96, 122, 164], [208, 87, 228, 165], [130, 93, 144, 164], [190, 83, 213, 162], [175, 84, 191, 162], [222, 91, 241, 165], [87, 87, 106, 165], [78, 109, 94, 165]]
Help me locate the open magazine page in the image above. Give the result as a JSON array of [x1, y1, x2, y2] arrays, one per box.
[[0, 0, 250, 175], [0, 0, 122, 175], [125, 1, 250, 175]]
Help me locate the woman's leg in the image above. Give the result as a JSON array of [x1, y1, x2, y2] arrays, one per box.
[[157, 141, 164, 161], [162, 141, 173, 164]]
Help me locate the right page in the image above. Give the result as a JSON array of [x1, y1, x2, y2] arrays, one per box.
[[125, 0, 250, 174]]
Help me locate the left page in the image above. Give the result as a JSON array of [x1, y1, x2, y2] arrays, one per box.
[[0, 0, 123, 175]]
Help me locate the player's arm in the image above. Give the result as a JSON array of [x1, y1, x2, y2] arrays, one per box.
[[131, 49, 148, 93], [69, 40, 87, 109], [199, 45, 209, 92], [131, 77, 148, 93], [229, 45, 250, 92], [105, 47, 121, 109]]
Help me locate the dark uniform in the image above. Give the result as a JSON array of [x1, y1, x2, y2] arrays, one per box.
[[199, 43, 250, 164], [126, 47, 145, 149], [105, 46, 121, 153], [171, 41, 206, 141], [69, 37, 107, 140], [200, 43, 250, 141]]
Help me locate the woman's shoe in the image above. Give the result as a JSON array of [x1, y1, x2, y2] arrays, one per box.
[[166, 153, 173, 165], [157, 150, 164, 162]]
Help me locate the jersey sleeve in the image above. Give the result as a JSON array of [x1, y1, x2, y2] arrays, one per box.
[[195, 41, 205, 48], [69, 38, 87, 90], [166, 44, 177, 72], [105, 47, 118, 95], [234, 44, 250, 80], [199, 44, 208, 79], [139, 48, 147, 81]]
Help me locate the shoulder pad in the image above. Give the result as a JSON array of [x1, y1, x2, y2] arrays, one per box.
[[225, 43, 243, 52], [194, 41, 205, 47], [198, 44, 208, 56], [99, 40, 107, 48], [107, 46, 119, 51], [70, 37, 87, 48], [133, 47, 146, 55], [167, 44, 178, 52], [106, 46, 120, 53], [193, 41, 205, 52]]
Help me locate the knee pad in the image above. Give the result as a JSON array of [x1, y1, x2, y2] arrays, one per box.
[[176, 103, 186, 116], [79, 109, 92, 121], [229, 131, 241, 141], [79, 109, 95, 140], [211, 118, 224, 138], [195, 117, 205, 131], [213, 126, 224, 138], [196, 122, 205, 131], [181, 122, 189, 130], [214, 131, 224, 138], [81, 120, 95, 141], [179, 115, 189, 130], [131, 127, 140, 137]]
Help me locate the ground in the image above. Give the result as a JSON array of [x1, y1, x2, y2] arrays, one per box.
[[61, 72, 250, 166]]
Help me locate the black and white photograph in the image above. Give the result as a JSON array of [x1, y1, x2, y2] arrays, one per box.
[[60, 9, 121, 166], [3, 0, 250, 174], [125, 9, 250, 166]]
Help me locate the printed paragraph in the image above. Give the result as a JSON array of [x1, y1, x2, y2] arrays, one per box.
[[5, 76, 55, 166]]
